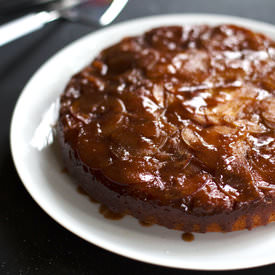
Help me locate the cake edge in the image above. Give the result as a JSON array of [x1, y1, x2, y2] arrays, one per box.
[[57, 121, 275, 233]]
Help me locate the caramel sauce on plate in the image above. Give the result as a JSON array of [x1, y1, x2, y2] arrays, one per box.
[[77, 186, 123, 219], [139, 220, 154, 227], [99, 204, 125, 220], [182, 232, 195, 242], [61, 167, 68, 174], [77, 186, 99, 203], [77, 185, 88, 195]]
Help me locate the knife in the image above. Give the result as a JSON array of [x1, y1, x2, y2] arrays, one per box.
[[0, 0, 128, 47]]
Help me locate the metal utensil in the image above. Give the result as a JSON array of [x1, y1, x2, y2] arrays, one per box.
[[0, 0, 128, 47]]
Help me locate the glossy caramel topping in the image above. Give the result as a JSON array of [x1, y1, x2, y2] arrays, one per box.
[[60, 25, 275, 215]]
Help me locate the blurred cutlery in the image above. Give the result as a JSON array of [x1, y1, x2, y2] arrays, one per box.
[[0, 0, 128, 47]]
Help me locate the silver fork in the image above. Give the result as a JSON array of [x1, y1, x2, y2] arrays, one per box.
[[0, 0, 128, 47]]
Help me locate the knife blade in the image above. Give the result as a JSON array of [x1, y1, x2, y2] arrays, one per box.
[[0, 0, 127, 47]]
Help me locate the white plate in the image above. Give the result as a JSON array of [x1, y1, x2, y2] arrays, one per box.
[[10, 14, 275, 270]]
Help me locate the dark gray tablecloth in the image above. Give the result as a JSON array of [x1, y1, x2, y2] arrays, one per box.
[[1, 0, 275, 274]]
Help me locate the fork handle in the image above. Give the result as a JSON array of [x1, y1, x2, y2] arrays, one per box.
[[0, 11, 59, 47]]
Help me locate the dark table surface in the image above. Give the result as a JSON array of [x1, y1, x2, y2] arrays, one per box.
[[1, 0, 275, 274]]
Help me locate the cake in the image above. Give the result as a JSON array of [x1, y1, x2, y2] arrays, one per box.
[[57, 24, 275, 232]]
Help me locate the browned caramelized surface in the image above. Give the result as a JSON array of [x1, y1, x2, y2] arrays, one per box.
[[59, 25, 275, 219]]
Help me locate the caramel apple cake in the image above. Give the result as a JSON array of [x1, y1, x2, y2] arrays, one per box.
[[57, 24, 275, 232]]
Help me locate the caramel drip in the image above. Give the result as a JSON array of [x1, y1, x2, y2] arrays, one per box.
[[77, 186, 99, 203], [181, 232, 195, 242], [99, 204, 125, 220], [139, 220, 154, 227], [77, 185, 88, 195], [61, 167, 68, 174]]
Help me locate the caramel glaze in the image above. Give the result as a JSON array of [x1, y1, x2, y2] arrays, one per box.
[[58, 25, 275, 232]]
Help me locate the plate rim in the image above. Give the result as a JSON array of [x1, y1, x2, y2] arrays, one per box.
[[10, 13, 275, 271]]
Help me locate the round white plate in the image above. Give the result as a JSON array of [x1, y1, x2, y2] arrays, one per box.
[[10, 14, 275, 270]]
